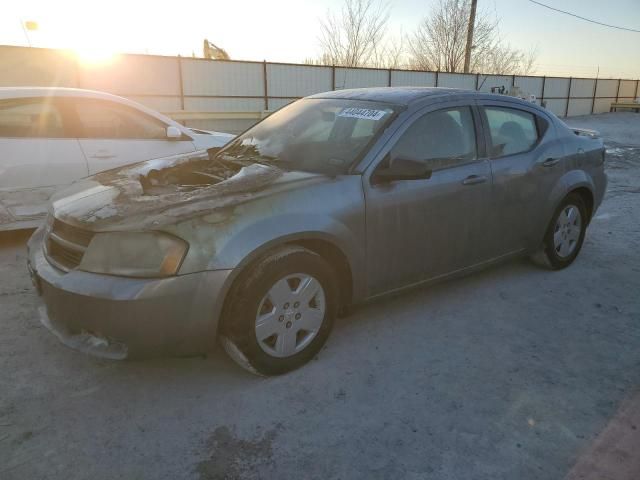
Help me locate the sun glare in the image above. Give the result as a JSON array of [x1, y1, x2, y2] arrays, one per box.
[[73, 46, 117, 65]]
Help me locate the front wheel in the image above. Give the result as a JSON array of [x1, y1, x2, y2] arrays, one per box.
[[220, 246, 337, 376], [538, 193, 588, 270]]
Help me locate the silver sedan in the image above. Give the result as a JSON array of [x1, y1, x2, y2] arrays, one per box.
[[27, 87, 607, 375]]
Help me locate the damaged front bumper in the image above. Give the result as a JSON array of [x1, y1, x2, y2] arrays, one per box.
[[27, 226, 232, 359]]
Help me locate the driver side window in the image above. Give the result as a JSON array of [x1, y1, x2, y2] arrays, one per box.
[[390, 107, 477, 171], [73, 99, 168, 140]]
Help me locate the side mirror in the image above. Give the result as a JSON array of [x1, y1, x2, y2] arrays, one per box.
[[166, 125, 182, 139], [373, 156, 432, 183]]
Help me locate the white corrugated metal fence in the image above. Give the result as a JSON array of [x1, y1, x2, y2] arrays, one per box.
[[1, 45, 638, 133]]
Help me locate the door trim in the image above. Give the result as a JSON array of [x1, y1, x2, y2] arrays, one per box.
[[364, 247, 526, 302]]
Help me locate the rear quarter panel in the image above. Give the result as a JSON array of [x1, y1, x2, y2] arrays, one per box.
[[536, 122, 606, 245]]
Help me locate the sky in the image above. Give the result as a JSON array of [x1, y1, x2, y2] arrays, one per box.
[[1, 0, 639, 78]]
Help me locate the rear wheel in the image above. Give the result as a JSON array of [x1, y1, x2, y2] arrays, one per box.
[[538, 193, 588, 270], [220, 246, 337, 376]]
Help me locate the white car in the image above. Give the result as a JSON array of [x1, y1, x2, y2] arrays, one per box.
[[0, 87, 234, 231]]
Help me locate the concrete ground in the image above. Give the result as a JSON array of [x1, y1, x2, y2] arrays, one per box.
[[1, 113, 639, 480]]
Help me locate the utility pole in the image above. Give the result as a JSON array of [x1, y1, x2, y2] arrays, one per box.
[[21, 20, 38, 47], [463, 0, 478, 73]]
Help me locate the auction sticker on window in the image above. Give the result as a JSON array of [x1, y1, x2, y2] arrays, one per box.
[[338, 108, 387, 121]]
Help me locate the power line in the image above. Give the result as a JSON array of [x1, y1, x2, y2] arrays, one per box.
[[528, 0, 640, 33]]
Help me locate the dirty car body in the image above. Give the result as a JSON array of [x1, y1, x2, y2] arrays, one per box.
[[27, 87, 607, 365]]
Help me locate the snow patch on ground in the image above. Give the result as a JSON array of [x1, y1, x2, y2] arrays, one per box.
[[564, 112, 640, 146]]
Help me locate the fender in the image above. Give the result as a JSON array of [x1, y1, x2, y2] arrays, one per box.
[[208, 212, 366, 300]]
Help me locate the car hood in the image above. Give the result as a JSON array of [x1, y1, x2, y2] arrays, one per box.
[[189, 130, 235, 150], [49, 151, 329, 231]]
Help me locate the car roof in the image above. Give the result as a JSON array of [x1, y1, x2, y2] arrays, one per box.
[[308, 86, 553, 119], [0, 86, 186, 127], [308, 87, 472, 106], [0, 86, 130, 101]]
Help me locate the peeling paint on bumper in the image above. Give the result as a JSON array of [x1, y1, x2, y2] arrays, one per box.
[[27, 227, 232, 359], [38, 305, 129, 359]]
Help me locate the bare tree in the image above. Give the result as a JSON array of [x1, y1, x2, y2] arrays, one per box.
[[473, 44, 538, 76], [519, 48, 538, 76], [408, 0, 536, 75], [318, 0, 390, 67], [371, 33, 406, 69]]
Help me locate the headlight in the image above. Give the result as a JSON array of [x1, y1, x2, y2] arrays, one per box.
[[79, 232, 188, 278]]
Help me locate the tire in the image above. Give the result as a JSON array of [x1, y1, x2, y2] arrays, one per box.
[[538, 193, 588, 270], [219, 245, 337, 376]]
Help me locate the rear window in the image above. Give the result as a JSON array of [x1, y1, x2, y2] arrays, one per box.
[[0, 98, 65, 138], [484, 107, 539, 158]]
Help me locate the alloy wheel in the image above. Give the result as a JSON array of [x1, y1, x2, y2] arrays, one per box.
[[255, 274, 326, 358], [553, 204, 582, 258]]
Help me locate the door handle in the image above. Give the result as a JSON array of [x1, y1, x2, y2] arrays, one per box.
[[462, 175, 488, 185], [542, 158, 560, 167]]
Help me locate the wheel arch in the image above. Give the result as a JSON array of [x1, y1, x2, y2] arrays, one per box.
[[216, 232, 357, 335], [535, 171, 595, 248], [287, 238, 353, 309], [568, 186, 594, 223]]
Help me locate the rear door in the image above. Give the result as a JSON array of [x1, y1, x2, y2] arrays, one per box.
[[477, 101, 564, 256], [68, 98, 196, 175], [0, 97, 88, 224], [363, 103, 493, 295]]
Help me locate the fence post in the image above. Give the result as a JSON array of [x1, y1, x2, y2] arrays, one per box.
[[635, 79, 639, 100], [565, 77, 572, 117], [262, 60, 268, 111], [475, 73, 479, 90], [388, 68, 392, 87], [615, 79, 621, 102], [177, 56, 185, 112], [511, 74, 516, 93], [540, 76, 546, 105], [590, 78, 598, 114], [331, 65, 336, 90], [435, 71, 439, 87]]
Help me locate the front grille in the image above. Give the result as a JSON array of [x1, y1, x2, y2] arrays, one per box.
[[47, 240, 84, 268], [51, 219, 94, 247], [45, 219, 95, 271]]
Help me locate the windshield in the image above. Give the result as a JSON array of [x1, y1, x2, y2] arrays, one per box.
[[216, 98, 399, 174]]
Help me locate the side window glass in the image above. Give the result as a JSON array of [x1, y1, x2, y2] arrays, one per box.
[[74, 100, 168, 140], [390, 107, 477, 171], [484, 107, 538, 158], [0, 99, 65, 138]]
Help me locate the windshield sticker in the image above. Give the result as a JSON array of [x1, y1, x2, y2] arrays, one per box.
[[338, 108, 387, 121]]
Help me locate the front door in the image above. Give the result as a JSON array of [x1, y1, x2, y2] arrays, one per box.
[[363, 104, 493, 296], [0, 97, 88, 225], [69, 98, 196, 175]]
